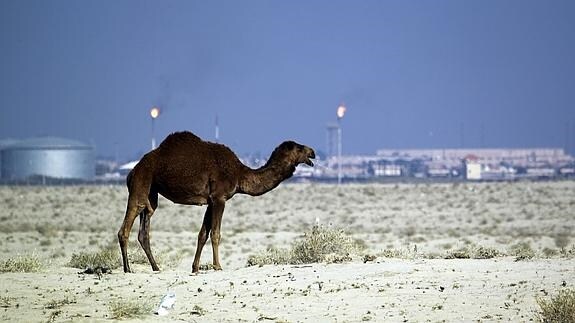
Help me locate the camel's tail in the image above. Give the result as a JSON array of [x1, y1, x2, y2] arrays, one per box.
[[126, 168, 135, 189]]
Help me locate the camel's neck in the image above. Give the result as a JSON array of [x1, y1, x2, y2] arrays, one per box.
[[238, 160, 295, 196]]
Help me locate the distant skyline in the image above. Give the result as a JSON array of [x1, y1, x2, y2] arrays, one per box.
[[1, 1, 574, 161]]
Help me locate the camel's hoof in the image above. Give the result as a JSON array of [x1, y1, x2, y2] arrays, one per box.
[[213, 265, 222, 271]]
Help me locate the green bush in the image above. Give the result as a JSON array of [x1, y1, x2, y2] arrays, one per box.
[[0, 254, 43, 273], [536, 288, 575, 322], [247, 225, 361, 266]]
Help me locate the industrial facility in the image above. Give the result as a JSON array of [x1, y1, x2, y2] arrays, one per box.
[[0, 137, 95, 181], [1, 133, 574, 184], [306, 147, 575, 182]]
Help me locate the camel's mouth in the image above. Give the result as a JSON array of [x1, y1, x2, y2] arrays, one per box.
[[304, 150, 316, 167]]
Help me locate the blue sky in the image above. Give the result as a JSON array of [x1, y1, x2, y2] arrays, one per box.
[[1, 1, 574, 161]]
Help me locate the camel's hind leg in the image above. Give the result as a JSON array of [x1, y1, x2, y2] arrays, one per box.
[[210, 198, 226, 271], [118, 197, 145, 273], [138, 191, 160, 271], [192, 204, 213, 273]]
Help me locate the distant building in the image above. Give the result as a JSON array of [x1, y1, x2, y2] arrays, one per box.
[[372, 163, 402, 177], [376, 148, 573, 168], [465, 162, 482, 180]]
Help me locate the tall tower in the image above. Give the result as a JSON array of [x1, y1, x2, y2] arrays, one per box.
[[326, 123, 338, 158], [150, 106, 160, 149], [215, 114, 220, 143]]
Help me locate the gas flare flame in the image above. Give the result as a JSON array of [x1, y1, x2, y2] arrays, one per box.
[[150, 107, 160, 119], [337, 104, 346, 119]]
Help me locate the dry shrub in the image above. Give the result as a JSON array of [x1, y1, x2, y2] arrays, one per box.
[[535, 288, 575, 322], [291, 226, 359, 264], [109, 299, 153, 319], [191, 304, 207, 316], [473, 246, 502, 259], [247, 225, 361, 266], [378, 245, 417, 259], [246, 247, 292, 266], [68, 246, 120, 269], [561, 245, 575, 258], [68, 242, 185, 270], [444, 245, 502, 259], [45, 296, 76, 309], [0, 254, 43, 273], [126, 241, 151, 265], [510, 242, 536, 261], [0, 296, 15, 308], [554, 234, 571, 249], [543, 247, 559, 258], [445, 248, 472, 259], [126, 241, 185, 269]]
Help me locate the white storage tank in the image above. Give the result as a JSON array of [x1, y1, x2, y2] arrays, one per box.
[[0, 137, 95, 180]]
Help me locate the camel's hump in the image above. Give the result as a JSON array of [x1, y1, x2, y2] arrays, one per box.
[[159, 131, 202, 147]]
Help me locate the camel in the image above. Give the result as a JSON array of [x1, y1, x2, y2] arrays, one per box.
[[118, 131, 315, 273]]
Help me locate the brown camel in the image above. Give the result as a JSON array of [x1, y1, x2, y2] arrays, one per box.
[[118, 131, 315, 273]]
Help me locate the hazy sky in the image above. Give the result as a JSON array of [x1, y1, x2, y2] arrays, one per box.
[[1, 1, 574, 161]]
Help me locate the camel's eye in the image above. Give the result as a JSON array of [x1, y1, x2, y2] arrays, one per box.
[[283, 141, 296, 151]]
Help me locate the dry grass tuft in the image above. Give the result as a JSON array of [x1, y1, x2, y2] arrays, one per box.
[[45, 296, 76, 309], [126, 241, 186, 269], [109, 299, 153, 319], [0, 254, 43, 273], [0, 296, 15, 308], [291, 225, 360, 264], [67, 242, 185, 270], [445, 245, 502, 259], [560, 245, 575, 259], [535, 288, 575, 322], [68, 246, 120, 269], [378, 245, 418, 259], [510, 242, 536, 261], [246, 247, 292, 266]]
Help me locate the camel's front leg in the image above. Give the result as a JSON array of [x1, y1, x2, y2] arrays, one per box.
[[210, 198, 225, 271]]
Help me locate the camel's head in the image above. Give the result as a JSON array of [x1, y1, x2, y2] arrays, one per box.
[[272, 141, 316, 167]]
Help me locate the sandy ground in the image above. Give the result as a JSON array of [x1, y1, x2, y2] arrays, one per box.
[[0, 181, 574, 322]]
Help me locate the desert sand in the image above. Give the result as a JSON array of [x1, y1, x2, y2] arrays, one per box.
[[0, 181, 574, 322]]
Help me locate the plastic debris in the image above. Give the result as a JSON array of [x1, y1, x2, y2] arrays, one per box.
[[155, 290, 176, 316]]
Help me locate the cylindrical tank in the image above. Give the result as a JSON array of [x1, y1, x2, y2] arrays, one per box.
[[0, 139, 19, 179], [0, 137, 95, 180]]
